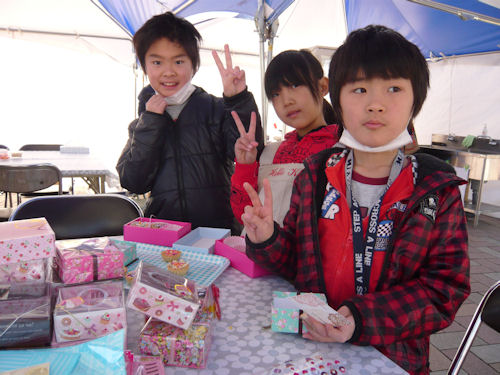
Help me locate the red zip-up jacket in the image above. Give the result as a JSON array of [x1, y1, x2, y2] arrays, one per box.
[[246, 148, 470, 375], [230, 125, 339, 224]]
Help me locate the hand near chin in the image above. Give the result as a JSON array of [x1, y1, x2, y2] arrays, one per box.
[[301, 306, 355, 343], [145, 94, 167, 114]]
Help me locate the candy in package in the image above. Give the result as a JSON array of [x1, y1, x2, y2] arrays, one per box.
[[139, 320, 212, 369], [264, 353, 347, 374], [53, 280, 126, 343], [127, 261, 200, 329]]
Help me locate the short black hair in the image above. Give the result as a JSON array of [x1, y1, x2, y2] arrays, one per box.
[[265, 49, 337, 124], [328, 25, 429, 133], [133, 12, 202, 74]]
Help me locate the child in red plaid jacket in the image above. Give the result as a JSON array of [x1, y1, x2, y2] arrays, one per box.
[[241, 25, 470, 375]]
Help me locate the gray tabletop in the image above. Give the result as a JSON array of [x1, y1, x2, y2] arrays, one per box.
[[127, 267, 408, 375]]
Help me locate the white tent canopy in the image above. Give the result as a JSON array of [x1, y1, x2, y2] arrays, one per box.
[[1, 0, 500, 211]]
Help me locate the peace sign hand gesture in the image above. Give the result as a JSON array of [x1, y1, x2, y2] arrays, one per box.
[[241, 179, 275, 243], [212, 44, 246, 97], [232, 111, 258, 164]]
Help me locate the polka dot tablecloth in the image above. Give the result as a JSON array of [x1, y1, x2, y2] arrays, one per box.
[[127, 267, 409, 375]]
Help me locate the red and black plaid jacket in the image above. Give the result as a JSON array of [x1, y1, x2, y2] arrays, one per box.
[[247, 148, 470, 375]]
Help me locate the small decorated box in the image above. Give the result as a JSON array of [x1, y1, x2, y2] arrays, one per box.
[[55, 237, 124, 284], [139, 320, 212, 369], [0, 218, 55, 265], [127, 262, 200, 329], [108, 238, 138, 266], [0, 284, 52, 348], [173, 227, 230, 254], [214, 236, 271, 278], [0, 258, 49, 284], [53, 280, 126, 343], [271, 291, 327, 333], [124, 218, 191, 247]]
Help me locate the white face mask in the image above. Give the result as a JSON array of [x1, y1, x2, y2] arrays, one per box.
[[338, 128, 413, 153], [156, 82, 196, 106]]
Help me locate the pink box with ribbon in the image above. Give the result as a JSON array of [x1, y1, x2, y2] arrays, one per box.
[[55, 237, 124, 284]]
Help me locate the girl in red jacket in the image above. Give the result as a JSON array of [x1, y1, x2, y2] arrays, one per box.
[[242, 26, 470, 375], [231, 50, 339, 227]]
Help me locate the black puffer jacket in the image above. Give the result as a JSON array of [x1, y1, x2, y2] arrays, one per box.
[[117, 85, 263, 234]]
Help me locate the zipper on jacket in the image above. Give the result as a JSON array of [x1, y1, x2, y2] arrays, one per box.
[[304, 162, 329, 298], [172, 122, 187, 221]]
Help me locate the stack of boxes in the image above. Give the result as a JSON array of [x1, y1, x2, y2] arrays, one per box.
[[1, 215, 221, 370], [0, 218, 55, 348]]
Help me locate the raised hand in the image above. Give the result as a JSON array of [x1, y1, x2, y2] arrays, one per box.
[[145, 94, 167, 114], [241, 179, 274, 243], [212, 44, 246, 97], [232, 111, 258, 164]]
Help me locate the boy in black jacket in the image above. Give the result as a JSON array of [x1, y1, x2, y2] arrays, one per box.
[[117, 12, 263, 233]]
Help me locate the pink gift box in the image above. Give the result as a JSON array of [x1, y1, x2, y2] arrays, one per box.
[[123, 217, 191, 247], [53, 280, 126, 343], [214, 236, 271, 278], [139, 320, 212, 369], [127, 262, 200, 329], [0, 218, 55, 265], [55, 237, 124, 284]]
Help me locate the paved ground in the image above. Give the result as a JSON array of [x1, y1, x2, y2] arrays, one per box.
[[430, 215, 500, 375]]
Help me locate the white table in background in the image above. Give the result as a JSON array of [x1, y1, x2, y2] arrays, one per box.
[[0, 151, 118, 193]]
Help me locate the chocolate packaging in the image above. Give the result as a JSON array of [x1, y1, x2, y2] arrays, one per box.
[[55, 237, 125, 284], [0, 284, 52, 348], [0, 218, 55, 265], [139, 320, 212, 369], [53, 280, 126, 343], [127, 262, 200, 329]]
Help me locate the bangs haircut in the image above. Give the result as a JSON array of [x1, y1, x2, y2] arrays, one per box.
[[328, 25, 429, 129], [265, 50, 324, 102], [133, 12, 202, 74]]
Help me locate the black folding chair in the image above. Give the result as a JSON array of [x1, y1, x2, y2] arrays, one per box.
[[9, 194, 143, 239], [0, 164, 63, 207], [448, 280, 500, 375]]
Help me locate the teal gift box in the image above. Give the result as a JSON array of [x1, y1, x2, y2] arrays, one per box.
[[271, 291, 327, 334]]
